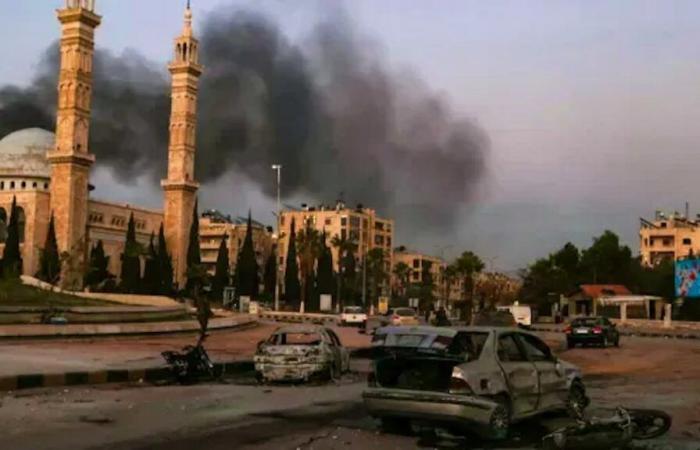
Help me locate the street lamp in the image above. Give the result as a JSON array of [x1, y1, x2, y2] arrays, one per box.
[[271, 164, 282, 311]]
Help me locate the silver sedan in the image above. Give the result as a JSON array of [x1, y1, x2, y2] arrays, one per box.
[[363, 326, 588, 439]]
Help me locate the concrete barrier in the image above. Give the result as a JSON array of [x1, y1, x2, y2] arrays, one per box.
[[258, 310, 339, 325], [0, 305, 188, 325]]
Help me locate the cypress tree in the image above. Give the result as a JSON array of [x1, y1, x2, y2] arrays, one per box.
[[342, 249, 357, 305], [263, 246, 277, 299], [186, 200, 202, 294], [85, 240, 110, 289], [2, 196, 22, 278], [142, 233, 160, 294], [120, 213, 141, 293], [157, 223, 174, 296], [236, 211, 260, 297], [316, 232, 335, 309], [38, 214, 60, 283], [284, 218, 301, 308], [211, 238, 230, 301]]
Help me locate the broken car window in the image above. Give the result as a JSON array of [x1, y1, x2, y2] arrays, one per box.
[[497, 334, 527, 362], [268, 332, 323, 346]]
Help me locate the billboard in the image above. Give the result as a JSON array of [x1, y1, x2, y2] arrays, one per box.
[[675, 259, 700, 297]]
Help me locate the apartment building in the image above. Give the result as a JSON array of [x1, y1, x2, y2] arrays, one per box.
[[639, 210, 700, 266], [199, 210, 275, 277], [277, 202, 394, 281]]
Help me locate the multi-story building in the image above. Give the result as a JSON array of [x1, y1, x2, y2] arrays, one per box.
[[277, 202, 394, 291], [393, 249, 446, 293], [198, 210, 274, 277], [639, 210, 700, 266]]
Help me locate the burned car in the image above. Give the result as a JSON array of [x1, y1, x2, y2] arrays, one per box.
[[363, 326, 588, 439], [254, 325, 350, 382]]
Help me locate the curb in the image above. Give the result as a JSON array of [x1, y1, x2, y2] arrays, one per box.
[[0, 319, 258, 340], [531, 326, 700, 341], [0, 360, 255, 391]]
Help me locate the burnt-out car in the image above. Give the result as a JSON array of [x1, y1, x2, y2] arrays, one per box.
[[363, 326, 588, 439], [254, 325, 350, 383]]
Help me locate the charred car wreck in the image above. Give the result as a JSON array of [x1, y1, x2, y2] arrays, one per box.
[[363, 326, 589, 439], [254, 325, 350, 383]]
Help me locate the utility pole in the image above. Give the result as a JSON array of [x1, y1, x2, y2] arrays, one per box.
[[271, 164, 282, 311]]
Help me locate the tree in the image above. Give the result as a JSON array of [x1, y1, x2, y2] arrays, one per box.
[[366, 248, 388, 310], [263, 246, 277, 300], [331, 235, 358, 307], [120, 213, 142, 293], [235, 211, 260, 298], [392, 261, 411, 306], [284, 218, 301, 308], [417, 260, 435, 311], [84, 240, 111, 290], [316, 232, 335, 309], [186, 200, 203, 295], [142, 233, 160, 295], [1, 196, 22, 278], [157, 223, 174, 296], [38, 214, 60, 284], [453, 250, 485, 321], [296, 220, 322, 312], [580, 231, 633, 284], [211, 238, 230, 301]]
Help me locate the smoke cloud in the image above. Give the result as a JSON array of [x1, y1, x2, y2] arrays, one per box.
[[0, 7, 488, 233]]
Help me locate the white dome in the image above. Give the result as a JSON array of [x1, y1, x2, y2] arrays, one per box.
[[0, 128, 54, 179]]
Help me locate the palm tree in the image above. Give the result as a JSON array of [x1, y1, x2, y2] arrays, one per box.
[[392, 262, 411, 305], [296, 220, 322, 312], [442, 263, 459, 305], [366, 248, 388, 310], [454, 251, 485, 322], [331, 234, 358, 308]]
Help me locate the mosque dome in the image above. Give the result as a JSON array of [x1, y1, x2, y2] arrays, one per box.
[[0, 128, 54, 179]]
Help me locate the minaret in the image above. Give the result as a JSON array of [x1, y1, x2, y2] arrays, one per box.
[[162, 1, 203, 288], [48, 0, 101, 286]]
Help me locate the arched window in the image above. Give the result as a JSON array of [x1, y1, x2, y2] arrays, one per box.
[[16, 207, 25, 243], [0, 207, 7, 243]]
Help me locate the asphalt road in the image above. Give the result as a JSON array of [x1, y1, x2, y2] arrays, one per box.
[[1, 331, 699, 450]]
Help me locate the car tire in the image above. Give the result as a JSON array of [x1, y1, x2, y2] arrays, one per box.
[[566, 381, 588, 419], [490, 395, 511, 440], [379, 417, 412, 435]]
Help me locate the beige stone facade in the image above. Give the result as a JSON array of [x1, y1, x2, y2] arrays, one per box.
[[639, 211, 700, 266], [277, 203, 394, 292], [199, 213, 275, 277]]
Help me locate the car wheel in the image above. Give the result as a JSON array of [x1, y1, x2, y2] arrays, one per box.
[[379, 417, 412, 435], [490, 395, 511, 440], [566, 381, 588, 419]]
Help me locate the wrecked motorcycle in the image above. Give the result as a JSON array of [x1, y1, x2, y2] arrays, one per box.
[[542, 407, 671, 450], [161, 344, 215, 384]]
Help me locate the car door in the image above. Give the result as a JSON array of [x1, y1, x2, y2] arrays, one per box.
[[496, 333, 539, 417], [325, 328, 348, 372], [516, 333, 568, 411]]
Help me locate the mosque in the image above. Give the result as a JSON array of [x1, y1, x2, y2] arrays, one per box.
[[0, 0, 208, 288]]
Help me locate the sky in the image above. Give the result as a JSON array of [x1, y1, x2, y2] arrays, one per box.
[[3, 0, 700, 271]]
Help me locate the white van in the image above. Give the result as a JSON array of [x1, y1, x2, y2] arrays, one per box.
[[496, 303, 532, 327]]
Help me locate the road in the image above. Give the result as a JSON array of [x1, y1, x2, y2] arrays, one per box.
[[1, 329, 699, 449]]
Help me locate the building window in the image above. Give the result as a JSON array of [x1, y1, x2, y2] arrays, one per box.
[[643, 238, 648, 246], [325, 218, 332, 226], [413, 259, 420, 268], [386, 237, 391, 247], [10, 181, 15, 189], [32, 182, 37, 188], [341, 229, 347, 240], [21, 181, 26, 189], [341, 217, 347, 226], [662, 238, 671, 247], [412, 271, 420, 281], [660, 222, 667, 228], [683, 238, 692, 245], [0, 181, 4, 190], [44, 183, 49, 189]]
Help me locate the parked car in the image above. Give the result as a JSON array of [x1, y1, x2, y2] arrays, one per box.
[[340, 306, 368, 327], [381, 307, 420, 327], [254, 325, 350, 382], [363, 326, 588, 439], [564, 316, 620, 348]]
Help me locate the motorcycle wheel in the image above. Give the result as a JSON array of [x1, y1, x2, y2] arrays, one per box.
[[629, 409, 672, 439]]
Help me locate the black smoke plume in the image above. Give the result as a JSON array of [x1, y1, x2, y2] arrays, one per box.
[[0, 7, 488, 232]]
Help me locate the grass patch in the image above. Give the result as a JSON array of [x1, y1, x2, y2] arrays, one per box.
[[0, 278, 121, 307]]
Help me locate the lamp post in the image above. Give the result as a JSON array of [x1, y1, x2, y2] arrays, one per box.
[[271, 164, 282, 311]]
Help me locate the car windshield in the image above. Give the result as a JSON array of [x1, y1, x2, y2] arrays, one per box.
[[343, 307, 364, 314], [267, 332, 323, 345]]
